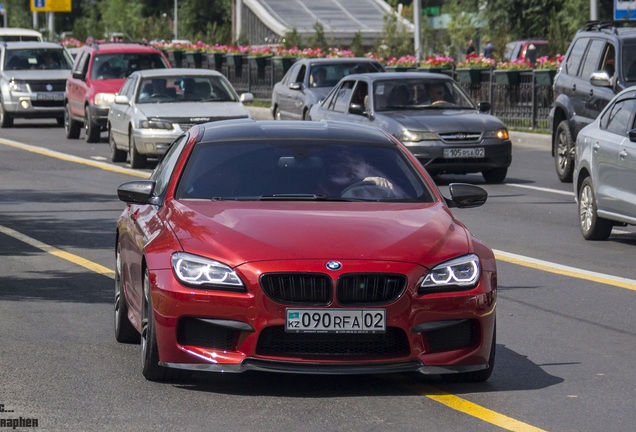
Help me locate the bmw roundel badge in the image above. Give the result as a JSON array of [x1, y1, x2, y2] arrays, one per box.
[[326, 261, 342, 271]]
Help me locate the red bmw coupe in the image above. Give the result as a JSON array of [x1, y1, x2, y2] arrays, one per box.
[[115, 119, 497, 382]]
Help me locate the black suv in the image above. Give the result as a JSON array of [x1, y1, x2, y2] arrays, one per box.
[[550, 21, 636, 182]]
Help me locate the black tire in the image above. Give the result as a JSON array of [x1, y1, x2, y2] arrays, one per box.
[[114, 242, 140, 343], [84, 105, 101, 143], [141, 267, 168, 381], [273, 105, 280, 120], [64, 103, 81, 139], [129, 133, 147, 169], [578, 177, 613, 240], [554, 120, 574, 183], [0, 101, 14, 128], [442, 321, 496, 383], [482, 167, 507, 183], [302, 108, 309, 121], [109, 124, 127, 162]]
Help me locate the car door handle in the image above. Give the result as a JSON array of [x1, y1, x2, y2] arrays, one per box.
[[593, 143, 600, 152], [572, 84, 576, 92], [619, 149, 628, 159], [589, 88, 594, 96]]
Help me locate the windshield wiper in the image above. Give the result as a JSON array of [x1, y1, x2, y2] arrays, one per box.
[[259, 194, 354, 201]]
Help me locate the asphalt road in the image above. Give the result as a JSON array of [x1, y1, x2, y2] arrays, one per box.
[[1, 111, 635, 432]]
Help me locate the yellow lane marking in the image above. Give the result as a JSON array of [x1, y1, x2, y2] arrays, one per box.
[[495, 249, 636, 291], [418, 386, 548, 432], [0, 137, 149, 178], [0, 224, 115, 278]]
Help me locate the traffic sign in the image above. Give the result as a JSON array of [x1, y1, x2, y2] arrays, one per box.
[[615, 0, 636, 19], [30, 0, 71, 12]]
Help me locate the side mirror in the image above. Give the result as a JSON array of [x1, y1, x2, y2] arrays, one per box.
[[478, 102, 491, 113], [114, 95, 129, 105], [349, 103, 365, 116], [289, 82, 302, 91], [590, 71, 612, 87], [117, 180, 160, 205], [72, 70, 84, 80], [445, 183, 488, 208], [240, 92, 254, 103], [629, 129, 636, 143]]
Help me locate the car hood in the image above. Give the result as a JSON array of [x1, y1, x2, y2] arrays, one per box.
[[139, 102, 250, 119], [167, 201, 470, 268], [378, 109, 504, 132], [2, 70, 70, 81]]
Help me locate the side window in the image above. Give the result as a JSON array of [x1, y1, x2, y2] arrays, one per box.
[[73, 51, 89, 78], [281, 64, 297, 85], [350, 81, 369, 112], [580, 39, 605, 80], [294, 65, 306, 84], [600, 43, 616, 78], [151, 134, 189, 197], [331, 81, 355, 113], [602, 99, 636, 135], [565, 38, 588, 76]]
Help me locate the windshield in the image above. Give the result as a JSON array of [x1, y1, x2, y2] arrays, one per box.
[[91, 53, 168, 80], [175, 140, 431, 202], [622, 42, 636, 82], [373, 78, 475, 111], [309, 62, 383, 88], [137, 75, 237, 103], [4, 48, 73, 70]]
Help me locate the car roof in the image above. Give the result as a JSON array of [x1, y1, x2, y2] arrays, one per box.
[[132, 68, 224, 78], [199, 119, 394, 144], [2, 41, 64, 49], [300, 57, 382, 65], [0, 28, 42, 36], [342, 71, 453, 81], [81, 42, 162, 54]]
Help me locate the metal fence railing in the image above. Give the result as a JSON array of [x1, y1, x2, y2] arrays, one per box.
[[175, 53, 554, 132]]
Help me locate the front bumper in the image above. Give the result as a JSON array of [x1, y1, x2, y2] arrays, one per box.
[[148, 259, 497, 376], [403, 139, 512, 175], [132, 128, 181, 157], [3, 91, 65, 118]]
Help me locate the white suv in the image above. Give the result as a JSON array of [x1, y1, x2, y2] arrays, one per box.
[[0, 41, 73, 127]]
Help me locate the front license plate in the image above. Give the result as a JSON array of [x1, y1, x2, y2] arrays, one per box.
[[286, 309, 386, 333], [443, 147, 485, 158], [37, 93, 64, 101]]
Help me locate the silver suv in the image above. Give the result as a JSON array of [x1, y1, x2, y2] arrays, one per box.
[[573, 86, 636, 240], [0, 41, 73, 127]]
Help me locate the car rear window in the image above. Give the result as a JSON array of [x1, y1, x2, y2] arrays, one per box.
[[175, 140, 431, 202]]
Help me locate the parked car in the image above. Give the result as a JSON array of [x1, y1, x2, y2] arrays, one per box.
[[573, 86, 636, 240], [0, 41, 73, 127], [115, 119, 497, 383], [504, 39, 550, 65], [108, 68, 253, 168], [0, 28, 43, 42], [271, 57, 384, 120], [309, 72, 512, 183], [550, 21, 636, 182], [64, 42, 170, 143]]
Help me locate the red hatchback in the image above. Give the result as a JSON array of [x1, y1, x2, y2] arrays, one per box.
[[65, 42, 170, 143], [115, 119, 497, 382]]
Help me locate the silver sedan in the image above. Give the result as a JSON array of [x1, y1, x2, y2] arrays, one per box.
[[108, 68, 253, 168]]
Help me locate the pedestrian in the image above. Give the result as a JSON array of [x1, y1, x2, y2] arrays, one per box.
[[466, 39, 476, 57], [483, 39, 495, 58]]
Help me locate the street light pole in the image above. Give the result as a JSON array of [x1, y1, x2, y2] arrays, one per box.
[[413, 0, 422, 62], [174, 0, 178, 40]]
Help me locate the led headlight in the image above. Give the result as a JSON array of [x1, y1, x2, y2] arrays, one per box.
[[9, 80, 28, 92], [483, 128, 509, 140], [420, 254, 480, 292], [397, 130, 438, 142], [172, 252, 244, 289], [138, 119, 174, 130], [94, 93, 116, 106]]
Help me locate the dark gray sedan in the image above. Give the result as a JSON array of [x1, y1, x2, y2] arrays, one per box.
[[309, 72, 512, 183], [271, 58, 384, 121]]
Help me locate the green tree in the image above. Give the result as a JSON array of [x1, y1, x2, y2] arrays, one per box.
[[445, 0, 479, 60], [283, 28, 303, 49], [350, 31, 365, 56], [308, 21, 328, 52], [375, 12, 413, 59]]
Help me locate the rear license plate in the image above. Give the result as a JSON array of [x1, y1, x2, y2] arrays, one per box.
[[286, 309, 386, 333], [37, 93, 64, 101], [443, 147, 485, 158]]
